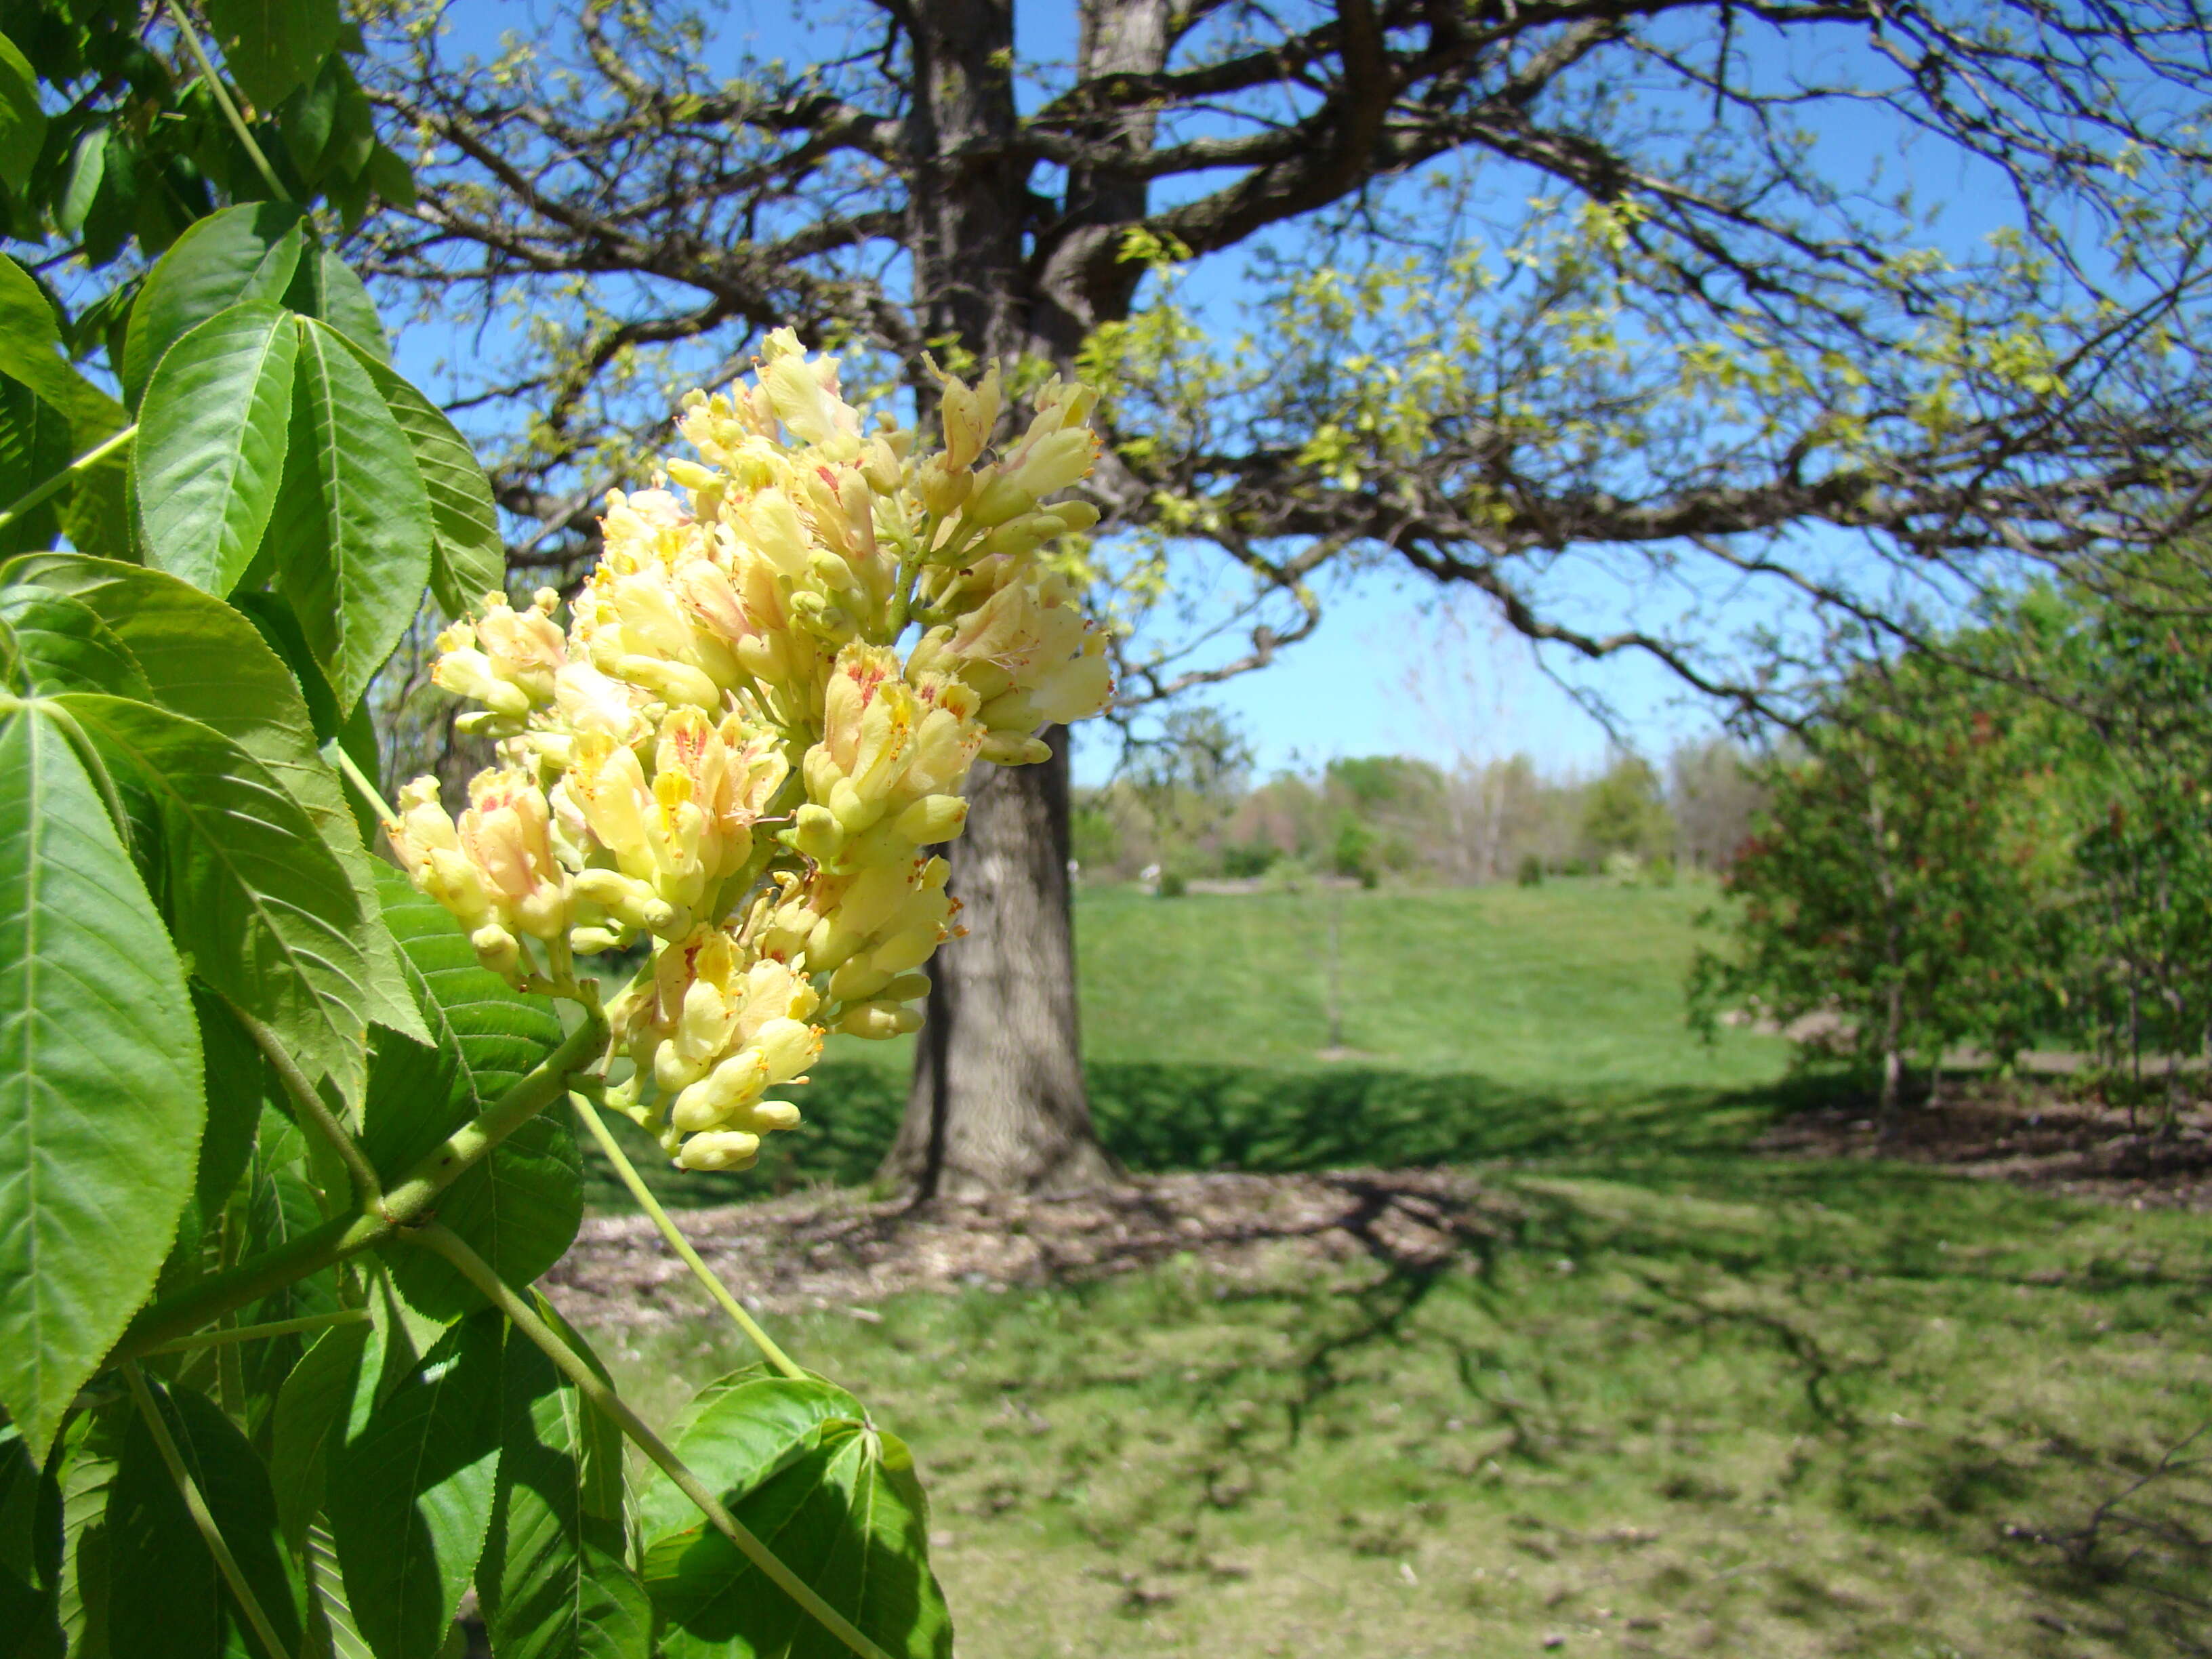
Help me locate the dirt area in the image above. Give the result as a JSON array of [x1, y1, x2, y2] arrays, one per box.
[[544, 1168, 1520, 1332], [1753, 1082, 2212, 1211], [546, 1089, 2212, 1331]]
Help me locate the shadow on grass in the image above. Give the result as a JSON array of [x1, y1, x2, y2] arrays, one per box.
[[581, 1059, 1849, 1211]]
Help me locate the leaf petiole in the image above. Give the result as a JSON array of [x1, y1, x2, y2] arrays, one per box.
[[142, 1306, 369, 1356], [569, 1087, 806, 1380], [121, 1362, 291, 1659], [407, 1221, 897, 1659], [161, 1, 289, 205], [0, 423, 134, 536]]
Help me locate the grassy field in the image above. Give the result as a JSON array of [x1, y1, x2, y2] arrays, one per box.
[[581, 880, 2212, 1656], [588, 879, 1793, 1204]]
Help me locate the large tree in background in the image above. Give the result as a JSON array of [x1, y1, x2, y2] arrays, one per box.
[[362, 0, 2212, 1196]]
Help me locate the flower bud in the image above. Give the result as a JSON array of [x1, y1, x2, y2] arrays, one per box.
[[964, 469, 1036, 529], [892, 794, 968, 845], [979, 731, 1054, 766], [471, 923, 521, 980], [916, 454, 971, 518], [739, 1100, 804, 1133], [676, 1130, 760, 1172], [572, 867, 677, 932], [836, 1001, 924, 1040]]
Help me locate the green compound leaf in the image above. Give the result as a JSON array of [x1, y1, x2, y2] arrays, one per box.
[[53, 1403, 126, 1659], [0, 588, 149, 701], [269, 1315, 371, 1553], [0, 1422, 61, 1656], [6, 555, 428, 1047], [121, 202, 307, 409], [134, 302, 299, 596], [0, 704, 201, 1463], [285, 249, 391, 365], [0, 30, 45, 204], [0, 257, 129, 441], [0, 375, 70, 559], [272, 319, 432, 710], [203, 0, 342, 112], [643, 1412, 953, 1659], [330, 1310, 504, 1659], [335, 340, 504, 621], [367, 864, 579, 1322], [638, 1374, 867, 1547], [480, 1294, 651, 1659], [47, 691, 375, 1111], [108, 1377, 305, 1659]]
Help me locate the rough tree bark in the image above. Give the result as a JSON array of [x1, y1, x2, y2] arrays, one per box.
[[878, 1, 1173, 1197]]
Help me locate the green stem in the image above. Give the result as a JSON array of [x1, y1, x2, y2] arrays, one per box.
[[108, 1002, 609, 1364], [406, 1223, 896, 1659], [333, 745, 398, 825], [0, 424, 134, 536], [232, 1002, 384, 1206], [143, 1307, 369, 1356], [122, 1364, 290, 1659], [163, 1, 289, 204], [569, 1090, 806, 1380]]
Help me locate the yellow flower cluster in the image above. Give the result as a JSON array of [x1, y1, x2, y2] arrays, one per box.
[[386, 333, 1113, 1170]]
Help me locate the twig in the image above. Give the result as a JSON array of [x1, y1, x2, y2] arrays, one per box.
[[109, 1000, 609, 1361]]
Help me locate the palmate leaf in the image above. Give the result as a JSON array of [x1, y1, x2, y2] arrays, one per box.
[[52, 1404, 126, 1659], [0, 375, 70, 558], [203, 0, 343, 111], [272, 319, 432, 709], [0, 590, 150, 700], [286, 250, 392, 365], [119, 203, 307, 409], [0, 704, 201, 1462], [107, 1377, 305, 1659], [135, 302, 298, 596], [0, 259, 130, 559], [47, 691, 376, 1109], [270, 1317, 372, 1553], [337, 341, 504, 620], [367, 865, 580, 1322], [330, 1311, 504, 1659], [0, 30, 45, 203], [480, 1295, 651, 1659], [642, 1409, 952, 1659], [0, 258, 130, 442], [4, 556, 426, 1048]]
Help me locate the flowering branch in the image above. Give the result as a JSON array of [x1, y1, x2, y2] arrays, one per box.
[[389, 334, 1114, 1174]]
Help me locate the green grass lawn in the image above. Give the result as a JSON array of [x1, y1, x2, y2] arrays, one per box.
[[590, 879, 1793, 1205], [580, 879, 2212, 1655]]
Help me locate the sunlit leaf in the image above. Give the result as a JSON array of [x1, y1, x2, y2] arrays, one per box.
[[0, 704, 200, 1462], [134, 302, 298, 596]]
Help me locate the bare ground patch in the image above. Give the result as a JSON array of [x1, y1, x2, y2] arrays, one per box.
[[1753, 1082, 2212, 1210], [544, 1167, 1520, 1332]]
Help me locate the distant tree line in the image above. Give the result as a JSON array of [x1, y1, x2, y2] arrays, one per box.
[[1073, 715, 1765, 890], [1694, 567, 2212, 1124]]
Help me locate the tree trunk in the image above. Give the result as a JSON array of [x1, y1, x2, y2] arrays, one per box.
[[882, 736, 1120, 1195], [880, 0, 1172, 1197]]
